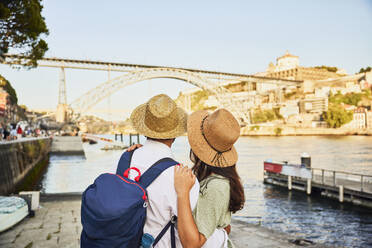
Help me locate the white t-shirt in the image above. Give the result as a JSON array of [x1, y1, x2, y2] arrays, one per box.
[[129, 139, 226, 248]]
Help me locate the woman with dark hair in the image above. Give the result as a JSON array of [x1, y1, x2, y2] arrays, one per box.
[[175, 109, 245, 248]]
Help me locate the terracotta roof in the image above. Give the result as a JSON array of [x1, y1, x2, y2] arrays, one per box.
[[354, 107, 367, 113]]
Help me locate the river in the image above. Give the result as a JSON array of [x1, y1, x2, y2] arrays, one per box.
[[40, 135, 372, 247]]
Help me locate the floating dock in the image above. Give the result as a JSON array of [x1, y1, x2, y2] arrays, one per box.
[[264, 161, 372, 208], [50, 136, 85, 156]]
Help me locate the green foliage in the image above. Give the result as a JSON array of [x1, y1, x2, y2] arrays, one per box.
[[0, 74, 18, 104], [274, 127, 282, 136], [24, 242, 33, 248], [363, 89, 371, 97], [37, 139, 46, 150], [322, 104, 353, 128], [191, 90, 209, 111], [329, 91, 372, 107], [0, 0, 49, 67], [249, 125, 260, 131], [251, 109, 282, 124], [15, 140, 50, 193], [24, 142, 37, 157], [314, 65, 338, 73], [359, 66, 371, 73]]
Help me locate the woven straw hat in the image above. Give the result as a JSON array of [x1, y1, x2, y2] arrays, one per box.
[[187, 109, 240, 167], [130, 94, 188, 139]]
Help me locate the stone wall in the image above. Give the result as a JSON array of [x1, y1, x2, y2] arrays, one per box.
[[0, 137, 51, 195]]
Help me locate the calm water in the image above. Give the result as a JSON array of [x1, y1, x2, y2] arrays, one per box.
[[41, 136, 372, 247]]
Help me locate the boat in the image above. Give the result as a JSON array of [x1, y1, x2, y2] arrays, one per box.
[[101, 145, 128, 151], [0, 196, 29, 232], [264, 160, 312, 179]]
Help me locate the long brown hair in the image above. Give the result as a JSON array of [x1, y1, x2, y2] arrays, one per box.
[[190, 150, 245, 213]]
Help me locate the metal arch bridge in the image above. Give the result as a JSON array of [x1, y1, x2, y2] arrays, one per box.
[[2, 54, 303, 124], [69, 67, 252, 123]]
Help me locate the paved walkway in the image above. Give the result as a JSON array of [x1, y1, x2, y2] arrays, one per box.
[[0, 197, 327, 248], [0, 199, 81, 248]]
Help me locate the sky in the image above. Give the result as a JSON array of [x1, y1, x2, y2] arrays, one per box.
[[0, 0, 371, 120]]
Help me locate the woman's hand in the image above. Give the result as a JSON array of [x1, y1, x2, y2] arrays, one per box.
[[126, 143, 143, 152], [224, 225, 231, 235], [174, 165, 196, 196], [175, 165, 206, 248]]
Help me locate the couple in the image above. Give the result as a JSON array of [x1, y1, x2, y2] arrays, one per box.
[[123, 94, 244, 248]]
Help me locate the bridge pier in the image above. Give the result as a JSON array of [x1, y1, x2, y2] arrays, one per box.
[[56, 67, 68, 123], [56, 104, 68, 123]]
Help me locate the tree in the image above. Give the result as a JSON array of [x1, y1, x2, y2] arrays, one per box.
[[0, 74, 18, 104], [314, 65, 338, 73], [359, 67, 372, 73], [322, 105, 353, 128], [329, 92, 365, 106], [251, 109, 282, 124], [0, 0, 49, 67], [274, 127, 282, 136]]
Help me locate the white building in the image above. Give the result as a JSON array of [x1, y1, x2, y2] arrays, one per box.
[[367, 111, 372, 129], [275, 51, 299, 72], [279, 104, 300, 119], [299, 97, 328, 114], [343, 108, 367, 129]]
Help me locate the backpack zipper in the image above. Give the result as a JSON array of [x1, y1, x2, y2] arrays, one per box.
[[111, 173, 148, 201]]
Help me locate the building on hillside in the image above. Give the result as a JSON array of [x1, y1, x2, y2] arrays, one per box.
[[343, 107, 367, 129], [175, 88, 201, 113], [315, 87, 331, 98], [264, 51, 346, 81], [357, 71, 372, 90], [299, 97, 328, 114], [267, 67, 344, 81], [353, 108, 367, 129], [0, 88, 15, 123], [311, 121, 328, 128], [279, 102, 299, 119], [329, 83, 362, 95], [268, 51, 299, 72], [366, 111, 372, 129], [0, 88, 8, 117], [204, 91, 259, 111]]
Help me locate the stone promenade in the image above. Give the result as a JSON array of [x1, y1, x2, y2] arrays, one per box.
[[0, 195, 327, 248]]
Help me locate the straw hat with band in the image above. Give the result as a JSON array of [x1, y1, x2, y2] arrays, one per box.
[[187, 109, 240, 167], [130, 94, 188, 139]]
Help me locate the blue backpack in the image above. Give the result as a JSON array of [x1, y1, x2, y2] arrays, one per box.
[[81, 150, 179, 248]]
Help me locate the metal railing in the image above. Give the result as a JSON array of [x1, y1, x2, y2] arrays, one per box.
[[311, 168, 372, 193]]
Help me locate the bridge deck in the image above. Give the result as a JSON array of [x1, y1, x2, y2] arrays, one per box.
[[3, 54, 302, 84]]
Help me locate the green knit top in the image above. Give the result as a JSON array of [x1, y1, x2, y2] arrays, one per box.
[[193, 174, 235, 248]]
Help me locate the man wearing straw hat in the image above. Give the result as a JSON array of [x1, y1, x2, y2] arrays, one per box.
[[119, 94, 199, 247]]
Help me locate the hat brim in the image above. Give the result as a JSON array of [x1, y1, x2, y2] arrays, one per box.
[[187, 110, 238, 167], [130, 103, 188, 139]]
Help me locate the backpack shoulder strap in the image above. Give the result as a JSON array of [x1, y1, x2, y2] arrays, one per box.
[[140, 158, 179, 189], [116, 150, 135, 176]]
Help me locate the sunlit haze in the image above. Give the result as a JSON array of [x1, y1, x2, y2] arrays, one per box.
[[0, 0, 371, 120]]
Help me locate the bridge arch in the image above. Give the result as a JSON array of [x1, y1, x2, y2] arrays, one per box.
[[69, 67, 249, 122]]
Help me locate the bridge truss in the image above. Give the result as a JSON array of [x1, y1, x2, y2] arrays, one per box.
[[3, 54, 303, 125]]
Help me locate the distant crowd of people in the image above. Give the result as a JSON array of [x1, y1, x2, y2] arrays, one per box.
[[0, 122, 47, 141]]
